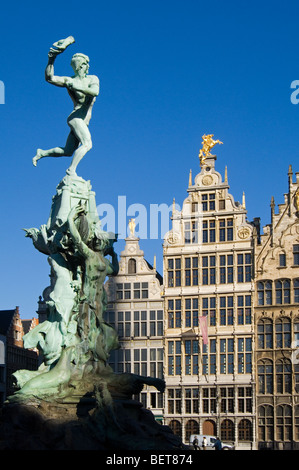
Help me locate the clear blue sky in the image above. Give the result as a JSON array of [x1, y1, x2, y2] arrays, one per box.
[[1, 0, 299, 318]]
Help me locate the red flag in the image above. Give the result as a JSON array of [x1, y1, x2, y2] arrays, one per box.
[[199, 316, 208, 345]]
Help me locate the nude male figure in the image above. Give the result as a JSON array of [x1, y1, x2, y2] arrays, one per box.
[[33, 37, 100, 176]]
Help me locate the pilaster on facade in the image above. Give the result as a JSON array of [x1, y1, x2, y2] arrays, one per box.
[[255, 166, 299, 450], [163, 153, 257, 449]]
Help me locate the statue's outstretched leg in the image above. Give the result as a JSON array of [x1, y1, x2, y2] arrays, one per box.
[[32, 131, 79, 166]]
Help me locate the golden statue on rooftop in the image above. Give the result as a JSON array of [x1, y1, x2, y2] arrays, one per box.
[[199, 134, 223, 167], [129, 218, 136, 236]]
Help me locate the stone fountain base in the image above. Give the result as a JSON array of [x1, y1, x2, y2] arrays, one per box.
[[0, 393, 185, 451]]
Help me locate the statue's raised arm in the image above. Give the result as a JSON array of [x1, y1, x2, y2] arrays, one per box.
[[45, 36, 75, 87]]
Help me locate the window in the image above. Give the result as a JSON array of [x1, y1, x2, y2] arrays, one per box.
[[219, 199, 225, 210], [185, 298, 199, 328], [149, 310, 163, 337], [116, 283, 131, 300], [219, 218, 233, 242], [150, 348, 163, 379], [237, 295, 252, 325], [275, 279, 290, 304], [185, 340, 199, 375], [169, 420, 182, 437], [105, 311, 115, 329], [237, 253, 251, 282], [167, 258, 181, 287], [221, 419, 234, 441], [220, 339, 234, 374], [168, 389, 182, 414], [258, 319, 273, 349], [203, 220, 215, 243], [219, 254, 233, 284], [185, 389, 199, 414], [202, 193, 215, 211], [168, 299, 181, 328], [185, 419, 199, 442], [220, 296, 234, 325], [238, 387, 252, 413], [128, 258, 136, 274], [258, 281, 272, 305], [202, 387, 216, 413], [293, 245, 299, 265], [258, 405, 274, 442], [295, 406, 299, 440], [132, 282, 148, 299], [185, 221, 198, 244], [238, 419, 252, 441], [220, 388, 234, 413], [276, 405, 292, 442], [133, 349, 147, 376], [168, 341, 181, 375], [258, 359, 273, 394], [185, 257, 199, 286], [117, 349, 131, 374], [117, 311, 131, 337], [275, 318, 291, 348], [276, 359, 292, 394], [279, 253, 286, 267], [150, 391, 163, 409], [294, 318, 299, 343], [202, 297, 216, 326], [238, 338, 252, 373], [133, 310, 147, 337], [202, 255, 216, 285], [294, 280, 299, 303], [202, 339, 216, 374], [191, 202, 198, 213]]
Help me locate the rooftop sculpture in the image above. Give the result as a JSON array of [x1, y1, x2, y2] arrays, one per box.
[[198, 133, 223, 167]]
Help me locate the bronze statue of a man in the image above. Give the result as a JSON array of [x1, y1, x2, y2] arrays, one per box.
[[33, 37, 99, 175]]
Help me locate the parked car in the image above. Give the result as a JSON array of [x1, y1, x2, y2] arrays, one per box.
[[189, 434, 234, 450]]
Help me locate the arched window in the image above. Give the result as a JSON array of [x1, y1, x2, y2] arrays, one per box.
[[258, 405, 274, 442], [185, 420, 199, 442], [258, 281, 272, 306], [275, 279, 290, 304], [258, 359, 273, 394], [276, 405, 292, 442], [257, 319, 273, 349], [168, 420, 182, 438], [294, 280, 299, 303], [238, 419, 252, 441], [275, 317, 291, 348], [276, 359, 292, 394], [220, 419, 234, 441], [128, 258, 136, 274]]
